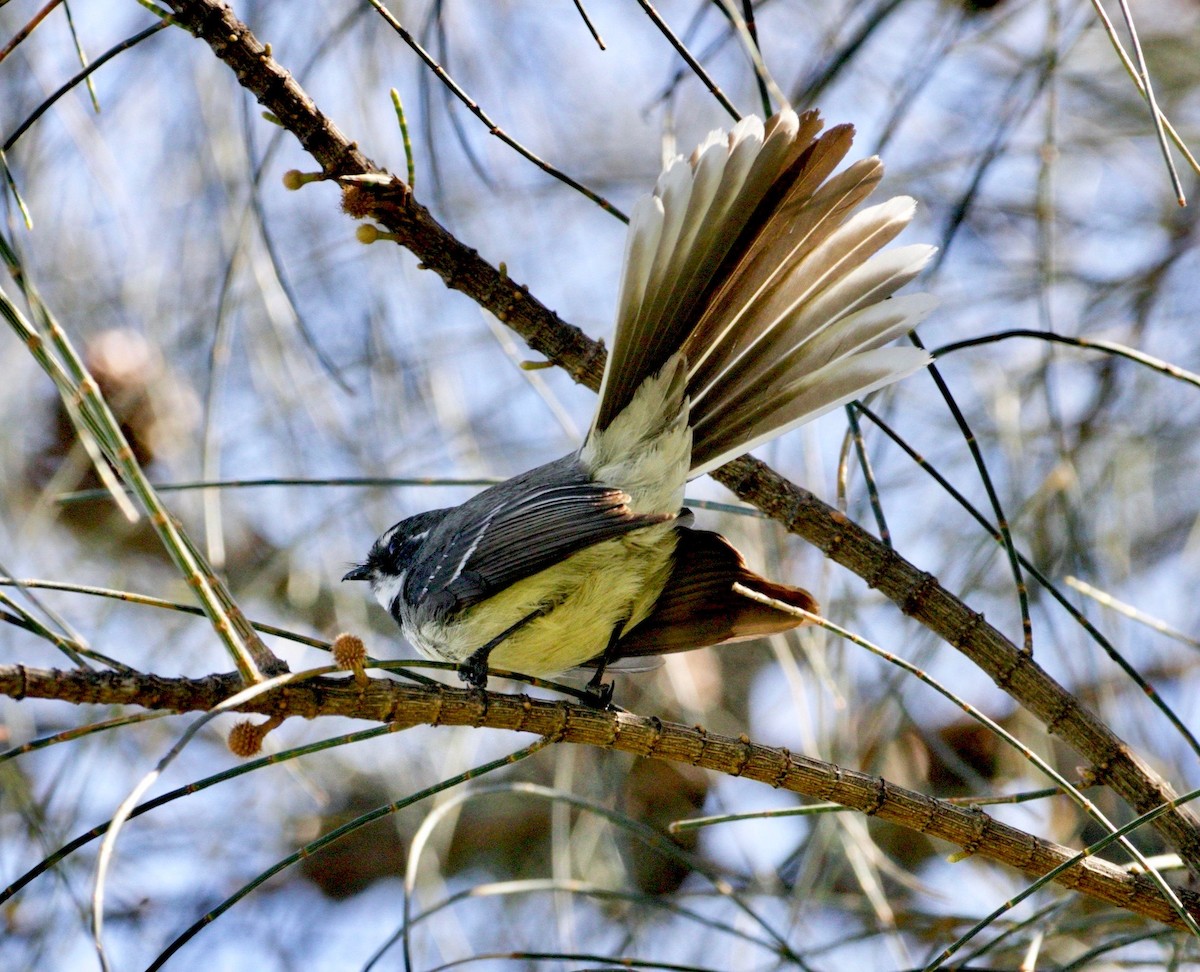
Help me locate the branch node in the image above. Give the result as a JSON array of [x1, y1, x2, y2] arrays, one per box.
[[771, 748, 791, 788]]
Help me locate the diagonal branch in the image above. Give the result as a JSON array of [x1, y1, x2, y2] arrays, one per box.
[[0, 248, 282, 684], [158, 0, 1200, 876], [2, 661, 1197, 930]]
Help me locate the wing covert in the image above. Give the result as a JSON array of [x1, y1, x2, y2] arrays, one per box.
[[404, 454, 673, 621]]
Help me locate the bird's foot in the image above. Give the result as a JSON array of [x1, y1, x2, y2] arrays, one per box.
[[457, 607, 548, 690], [458, 649, 490, 689], [581, 678, 615, 710]]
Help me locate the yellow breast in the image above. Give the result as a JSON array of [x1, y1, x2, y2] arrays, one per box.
[[409, 523, 678, 678]]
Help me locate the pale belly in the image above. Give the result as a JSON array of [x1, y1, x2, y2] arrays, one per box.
[[405, 523, 678, 678]]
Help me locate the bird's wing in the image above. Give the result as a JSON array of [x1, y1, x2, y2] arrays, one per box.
[[405, 455, 672, 621]]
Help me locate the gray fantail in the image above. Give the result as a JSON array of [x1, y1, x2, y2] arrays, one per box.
[[344, 109, 936, 703]]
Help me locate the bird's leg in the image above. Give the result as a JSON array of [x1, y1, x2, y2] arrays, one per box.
[[459, 608, 545, 689], [583, 621, 626, 709]]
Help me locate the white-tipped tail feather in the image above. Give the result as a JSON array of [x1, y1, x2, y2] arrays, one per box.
[[590, 108, 936, 480]]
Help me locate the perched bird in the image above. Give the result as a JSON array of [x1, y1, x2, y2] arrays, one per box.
[[344, 108, 935, 701]]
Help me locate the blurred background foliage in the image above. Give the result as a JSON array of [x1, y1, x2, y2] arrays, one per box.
[[2, 0, 1200, 969]]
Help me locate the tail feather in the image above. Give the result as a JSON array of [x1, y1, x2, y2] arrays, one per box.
[[591, 107, 935, 478], [693, 241, 936, 428], [691, 346, 931, 475], [595, 112, 820, 432], [685, 152, 879, 381], [632, 122, 770, 374], [780, 292, 940, 373], [684, 154, 880, 396], [687, 195, 924, 412], [758, 196, 921, 333]]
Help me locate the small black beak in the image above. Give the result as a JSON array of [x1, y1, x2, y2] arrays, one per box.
[[342, 564, 372, 582]]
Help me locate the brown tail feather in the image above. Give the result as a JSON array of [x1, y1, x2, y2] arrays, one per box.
[[612, 527, 817, 658]]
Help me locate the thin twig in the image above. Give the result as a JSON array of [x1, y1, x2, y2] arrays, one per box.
[[366, 0, 627, 221], [909, 337, 1034, 654], [932, 328, 1200, 390], [2, 19, 170, 152], [570, 0, 606, 50], [1085, 0, 1200, 179], [634, 0, 741, 120], [0, 0, 63, 66], [1111, 0, 1185, 204]]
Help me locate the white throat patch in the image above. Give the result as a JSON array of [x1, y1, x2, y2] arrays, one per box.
[[371, 570, 406, 617]]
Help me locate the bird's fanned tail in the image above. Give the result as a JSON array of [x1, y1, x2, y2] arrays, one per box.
[[590, 108, 936, 478]]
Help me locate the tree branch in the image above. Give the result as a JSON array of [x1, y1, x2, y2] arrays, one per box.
[[157, 0, 1200, 876], [3, 661, 1196, 929]]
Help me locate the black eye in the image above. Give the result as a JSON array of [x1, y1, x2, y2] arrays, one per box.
[[373, 509, 450, 568], [368, 522, 408, 563], [369, 520, 427, 569], [390, 531, 428, 563], [386, 528, 415, 557]]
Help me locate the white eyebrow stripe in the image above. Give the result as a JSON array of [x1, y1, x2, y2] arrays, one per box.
[[382, 525, 426, 555]]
